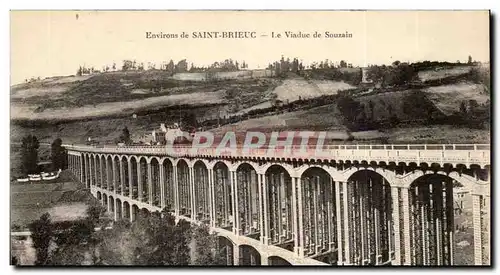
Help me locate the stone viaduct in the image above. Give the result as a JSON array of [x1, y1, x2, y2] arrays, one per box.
[[66, 144, 490, 266]]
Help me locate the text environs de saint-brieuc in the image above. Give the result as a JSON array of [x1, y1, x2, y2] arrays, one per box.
[[145, 31, 353, 39]]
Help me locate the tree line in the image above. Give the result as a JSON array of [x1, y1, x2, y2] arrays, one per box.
[[19, 135, 67, 175], [76, 59, 250, 76]]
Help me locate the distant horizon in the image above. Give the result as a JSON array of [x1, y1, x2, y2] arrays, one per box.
[[11, 11, 490, 85], [12, 57, 489, 85]]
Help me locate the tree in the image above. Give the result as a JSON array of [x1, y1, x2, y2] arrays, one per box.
[[183, 113, 198, 128], [366, 65, 386, 85], [368, 100, 375, 120], [175, 59, 188, 73], [357, 104, 367, 123], [140, 212, 177, 265], [390, 62, 417, 85], [86, 204, 105, 228], [76, 66, 83, 76], [459, 101, 468, 114], [336, 95, 363, 129], [119, 127, 131, 144], [21, 134, 40, 175], [468, 99, 479, 114], [11, 256, 19, 265], [48, 243, 86, 265], [166, 60, 175, 73], [122, 60, 133, 71], [191, 224, 223, 265], [468, 55, 473, 64], [339, 60, 347, 68], [41, 208, 225, 266], [172, 219, 191, 265], [387, 104, 394, 117], [51, 138, 67, 171], [29, 213, 53, 265]]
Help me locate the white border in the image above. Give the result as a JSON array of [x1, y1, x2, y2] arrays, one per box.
[[2, 1, 498, 274]]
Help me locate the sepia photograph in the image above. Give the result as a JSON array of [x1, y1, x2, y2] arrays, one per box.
[[9, 10, 491, 267]]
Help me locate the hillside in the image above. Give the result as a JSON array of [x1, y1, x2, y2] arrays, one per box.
[[272, 79, 354, 102], [11, 70, 280, 122], [10, 64, 491, 149], [423, 83, 489, 115]]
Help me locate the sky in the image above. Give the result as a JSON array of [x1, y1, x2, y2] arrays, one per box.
[[10, 10, 490, 84]]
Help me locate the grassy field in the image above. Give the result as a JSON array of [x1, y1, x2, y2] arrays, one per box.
[[11, 90, 226, 121], [424, 83, 489, 115], [418, 66, 472, 82], [10, 174, 92, 228], [212, 104, 346, 134], [356, 89, 439, 122], [272, 79, 354, 102], [387, 125, 490, 144]]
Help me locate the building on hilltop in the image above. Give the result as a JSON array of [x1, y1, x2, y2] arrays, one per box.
[[150, 123, 194, 145]]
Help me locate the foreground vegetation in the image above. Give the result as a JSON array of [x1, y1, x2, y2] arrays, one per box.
[[19, 206, 225, 266]]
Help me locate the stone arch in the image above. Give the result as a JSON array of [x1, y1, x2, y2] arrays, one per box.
[[232, 161, 260, 174], [137, 155, 148, 163], [213, 161, 233, 229], [402, 170, 487, 193], [130, 156, 139, 199], [208, 159, 233, 170], [109, 195, 115, 215], [260, 162, 294, 177], [239, 244, 261, 265], [131, 204, 139, 222], [112, 155, 121, 193], [96, 191, 102, 201], [344, 169, 394, 265], [268, 255, 292, 266], [150, 158, 161, 207], [91, 154, 100, 188], [139, 157, 149, 203], [161, 158, 175, 212], [105, 155, 113, 191], [194, 159, 211, 169], [103, 193, 108, 209], [127, 155, 138, 162], [263, 164, 294, 249], [150, 156, 162, 165], [116, 198, 122, 220], [81, 153, 88, 187], [173, 157, 192, 167], [123, 201, 131, 221], [341, 166, 398, 186], [162, 157, 176, 166], [89, 153, 95, 187], [120, 155, 130, 196], [236, 163, 260, 237], [405, 172, 457, 265], [299, 166, 336, 256], [193, 160, 210, 222], [217, 236, 235, 265], [177, 159, 191, 217]]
